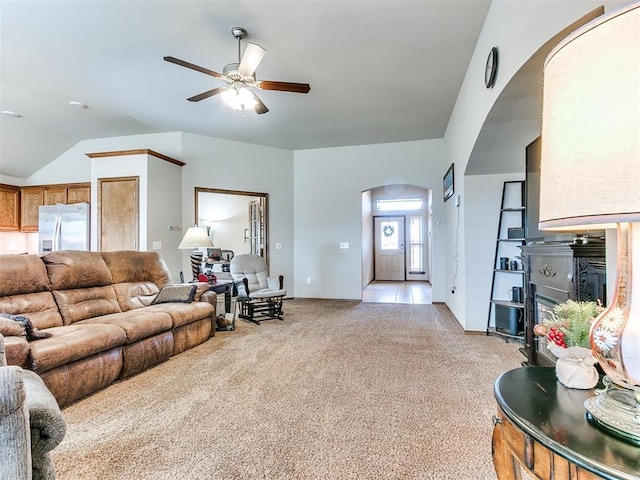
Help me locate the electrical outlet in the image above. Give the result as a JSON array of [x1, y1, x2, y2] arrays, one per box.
[[454, 195, 460, 207]]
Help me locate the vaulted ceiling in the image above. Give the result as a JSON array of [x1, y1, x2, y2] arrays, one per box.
[[0, 0, 492, 179]]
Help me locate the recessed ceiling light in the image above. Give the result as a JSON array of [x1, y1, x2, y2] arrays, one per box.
[[1, 110, 22, 117], [69, 101, 88, 109]]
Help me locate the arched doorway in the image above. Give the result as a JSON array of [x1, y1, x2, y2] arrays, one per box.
[[361, 185, 433, 304]]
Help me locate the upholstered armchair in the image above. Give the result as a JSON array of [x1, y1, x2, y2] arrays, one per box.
[[0, 334, 66, 480], [230, 254, 286, 324]]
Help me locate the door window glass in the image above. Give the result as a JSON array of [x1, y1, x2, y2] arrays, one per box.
[[409, 216, 424, 273], [380, 221, 399, 250], [376, 198, 422, 211]]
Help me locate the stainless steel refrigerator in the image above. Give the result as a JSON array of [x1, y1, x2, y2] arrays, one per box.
[[38, 203, 90, 253]]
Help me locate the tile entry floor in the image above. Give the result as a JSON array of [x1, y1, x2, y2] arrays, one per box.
[[362, 281, 432, 305]]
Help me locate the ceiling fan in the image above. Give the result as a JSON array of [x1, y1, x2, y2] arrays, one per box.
[[164, 27, 311, 115]]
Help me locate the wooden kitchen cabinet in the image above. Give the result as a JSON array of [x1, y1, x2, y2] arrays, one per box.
[[67, 185, 90, 204], [0, 184, 20, 231], [43, 186, 67, 205], [19, 182, 91, 232], [20, 187, 44, 232]]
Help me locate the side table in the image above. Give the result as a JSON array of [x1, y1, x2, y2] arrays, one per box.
[[207, 280, 235, 331], [492, 367, 640, 480]]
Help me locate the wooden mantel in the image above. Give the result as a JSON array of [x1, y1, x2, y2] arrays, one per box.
[[85, 149, 185, 167]]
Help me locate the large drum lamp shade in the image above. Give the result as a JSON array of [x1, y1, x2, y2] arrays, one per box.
[[540, 1, 640, 445], [539, 2, 640, 230]]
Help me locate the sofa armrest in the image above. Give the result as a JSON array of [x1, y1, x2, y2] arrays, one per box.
[[22, 370, 66, 455], [199, 290, 217, 304], [0, 366, 32, 480], [0, 365, 27, 415]]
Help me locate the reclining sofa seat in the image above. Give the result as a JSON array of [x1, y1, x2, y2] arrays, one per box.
[[0, 250, 216, 407]]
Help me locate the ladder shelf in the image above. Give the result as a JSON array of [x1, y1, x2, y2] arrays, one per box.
[[486, 181, 526, 340]]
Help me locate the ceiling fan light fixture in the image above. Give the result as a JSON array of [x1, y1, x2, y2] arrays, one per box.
[[164, 26, 309, 116], [221, 84, 257, 111]]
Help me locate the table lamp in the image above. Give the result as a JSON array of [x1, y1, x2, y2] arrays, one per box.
[[178, 226, 213, 281], [539, 1, 640, 443]]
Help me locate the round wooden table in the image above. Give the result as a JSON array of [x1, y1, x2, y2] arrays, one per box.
[[492, 367, 640, 480]]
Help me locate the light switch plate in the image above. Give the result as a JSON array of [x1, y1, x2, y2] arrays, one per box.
[[340, 242, 349, 249], [152, 241, 162, 250]]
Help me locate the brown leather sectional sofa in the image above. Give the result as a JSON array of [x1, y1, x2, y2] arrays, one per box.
[[0, 250, 217, 407]]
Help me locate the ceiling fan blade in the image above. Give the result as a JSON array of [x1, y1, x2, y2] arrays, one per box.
[[257, 80, 311, 94], [251, 92, 269, 114], [187, 86, 227, 102], [164, 56, 222, 78], [238, 42, 266, 77]]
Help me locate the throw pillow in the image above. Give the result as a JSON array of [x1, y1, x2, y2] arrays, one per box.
[[0, 313, 52, 341], [0, 317, 26, 337], [151, 284, 198, 305]]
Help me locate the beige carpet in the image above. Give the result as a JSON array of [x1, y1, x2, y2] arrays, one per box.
[[52, 300, 522, 480]]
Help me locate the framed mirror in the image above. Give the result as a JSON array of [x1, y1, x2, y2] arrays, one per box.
[[194, 187, 269, 265]]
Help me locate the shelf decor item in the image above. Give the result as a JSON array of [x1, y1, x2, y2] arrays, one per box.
[[539, 2, 640, 442], [533, 300, 602, 389]]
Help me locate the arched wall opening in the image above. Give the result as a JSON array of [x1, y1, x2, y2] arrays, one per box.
[[361, 184, 432, 298]]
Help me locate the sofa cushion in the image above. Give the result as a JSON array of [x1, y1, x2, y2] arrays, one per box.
[[76, 309, 173, 344], [52, 286, 121, 325], [0, 292, 63, 330], [102, 251, 172, 288], [112, 281, 160, 312], [145, 301, 215, 328], [28, 324, 126, 373], [42, 251, 113, 290], [151, 284, 197, 305], [0, 314, 51, 340], [0, 254, 50, 297]]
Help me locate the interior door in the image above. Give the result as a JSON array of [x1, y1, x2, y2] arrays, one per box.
[[248, 198, 266, 258], [98, 176, 139, 251], [374, 216, 405, 281]]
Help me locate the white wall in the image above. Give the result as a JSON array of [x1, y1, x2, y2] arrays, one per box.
[[361, 190, 373, 287], [180, 133, 294, 291], [147, 155, 183, 278], [293, 139, 445, 301], [464, 173, 524, 332], [442, 0, 626, 329], [0, 174, 26, 186]]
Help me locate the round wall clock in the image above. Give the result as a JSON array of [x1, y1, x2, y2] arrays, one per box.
[[485, 47, 498, 88]]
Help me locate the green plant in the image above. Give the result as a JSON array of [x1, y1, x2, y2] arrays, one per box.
[[534, 300, 603, 348]]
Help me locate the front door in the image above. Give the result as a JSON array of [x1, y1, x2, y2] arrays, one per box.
[[374, 216, 405, 281]]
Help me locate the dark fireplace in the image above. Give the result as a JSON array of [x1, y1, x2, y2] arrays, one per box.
[[520, 243, 606, 366], [533, 293, 562, 365]]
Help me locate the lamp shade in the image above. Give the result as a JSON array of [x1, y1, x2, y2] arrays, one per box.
[[540, 2, 640, 445], [178, 226, 213, 249], [539, 2, 640, 231]]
